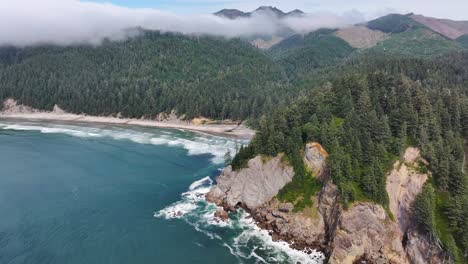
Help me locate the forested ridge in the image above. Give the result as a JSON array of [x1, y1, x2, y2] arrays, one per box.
[[0, 30, 290, 121]]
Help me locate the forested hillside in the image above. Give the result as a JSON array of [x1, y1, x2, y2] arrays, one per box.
[[0, 31, 289, 121], [232, 53, 468, 262], [268, 29, 355, 80]]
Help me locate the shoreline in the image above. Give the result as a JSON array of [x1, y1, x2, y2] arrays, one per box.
[[0, 113, 255, 140]]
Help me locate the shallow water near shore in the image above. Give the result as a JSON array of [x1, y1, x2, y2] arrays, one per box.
[[0, 120, 324, 264]]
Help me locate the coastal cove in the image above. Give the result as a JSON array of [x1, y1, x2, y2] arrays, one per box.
[[0, 120, 323, 264]]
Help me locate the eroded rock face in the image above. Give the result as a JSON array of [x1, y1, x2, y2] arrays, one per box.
[[386, 147, 429, 234], [304, 142, 329, 180], [252, 181, 341, 252], [405, 230, 447, 264], [329, 203, 409, 264], [385, 147, 447, 264], [205, 154, 294, 209]]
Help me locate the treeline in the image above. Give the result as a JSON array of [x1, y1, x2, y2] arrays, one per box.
[[232, 58, 468, 262], [0, 30, 290, 121]]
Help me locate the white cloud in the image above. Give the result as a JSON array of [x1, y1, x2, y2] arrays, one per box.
[[0, 0, 366, 47]]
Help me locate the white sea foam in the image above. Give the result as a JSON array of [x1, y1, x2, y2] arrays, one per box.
[[233, 212, 325, 264], [0, 121, 247, 164], [154, 176, 213, 219], [155, 176, 325, 264]]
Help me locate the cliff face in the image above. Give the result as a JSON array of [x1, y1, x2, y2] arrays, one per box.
[[386, 147, 428, 233], [385, 147, 446, 264], [329, 202, 409, 264], [206, 144, 444, 263], [206, 154, 294, 209], [252, 181, 340, 253]]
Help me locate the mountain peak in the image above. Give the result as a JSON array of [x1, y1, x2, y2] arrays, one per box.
[[287, 9, 305, 17], [214, 6, 305, 19], [253, 6, 286, 17], [214, 9, 249, 19]]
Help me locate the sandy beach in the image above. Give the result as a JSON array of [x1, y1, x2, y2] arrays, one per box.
[[0, 100, 255, 140]]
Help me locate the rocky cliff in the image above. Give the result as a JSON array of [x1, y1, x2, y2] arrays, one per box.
[[385, 147, 446, 264], [206, 144, 445, 263], [329, 202, 409, 264], [206, 154, 294, 210]]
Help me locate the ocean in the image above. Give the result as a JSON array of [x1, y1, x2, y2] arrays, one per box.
[[0, 120, 324, 264]]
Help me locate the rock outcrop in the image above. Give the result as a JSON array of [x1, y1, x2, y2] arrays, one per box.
[[329, 203, 409, 264], [405, 230, 447, 264], [252, 180, 340, 253], [385, 147, 447, 264], [304, 142, 329, 180], [386, 147, 429, 234], [206, 154, 294, 209]]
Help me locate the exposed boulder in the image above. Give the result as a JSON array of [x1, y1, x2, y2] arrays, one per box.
[[329, 203, 409, 264], [205, 154, 294, 209], [304, 142, 329, 180], [278, 202, 294, 213], [52, 104, 66, 114], [214, 207, 229, 221]]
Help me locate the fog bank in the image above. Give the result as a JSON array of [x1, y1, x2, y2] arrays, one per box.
[[0, 0, 367, 47]]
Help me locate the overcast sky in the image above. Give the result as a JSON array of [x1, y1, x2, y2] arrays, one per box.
[[0, 0, 467, 47]]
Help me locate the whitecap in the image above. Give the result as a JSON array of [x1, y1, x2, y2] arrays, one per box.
[[0, 121, 248, 164], [155, 176, 325, 264]]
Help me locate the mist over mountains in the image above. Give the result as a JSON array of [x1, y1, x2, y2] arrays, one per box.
[[1, 1, 364, 47]]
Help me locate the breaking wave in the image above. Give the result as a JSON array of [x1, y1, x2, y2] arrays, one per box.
[[0, 121, 246, 164], [154, 176, 325, 264]]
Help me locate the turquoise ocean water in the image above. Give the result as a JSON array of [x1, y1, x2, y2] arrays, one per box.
[[0, 120, 323, 264]]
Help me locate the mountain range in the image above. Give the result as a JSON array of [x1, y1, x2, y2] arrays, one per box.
[[214, 6, 305, 19]]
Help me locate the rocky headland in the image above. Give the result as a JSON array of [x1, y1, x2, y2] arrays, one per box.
[[206, 143, 447, 263]]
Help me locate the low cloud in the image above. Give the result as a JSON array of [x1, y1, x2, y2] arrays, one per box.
[[0, 0, 367, 47]]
